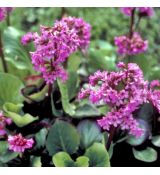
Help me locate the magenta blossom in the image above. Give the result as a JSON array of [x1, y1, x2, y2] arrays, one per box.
[[121, 7, 135, 16], [121, 7, 154, 17], [114, 32, 148, 56], [8, 134, 34, 153], [148, 80, 160, 113], [62, 16, 91, 52], [0, 7, 14, 22], [0, 111, 12, 136], [22, 17, 91, 84], [78, 62, 160, 137], [138, 7, 154, 17], [21, 32, 34, 45]]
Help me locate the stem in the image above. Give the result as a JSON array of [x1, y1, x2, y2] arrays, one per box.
[[61, 7, 67, 18], [0, 30, 8, 73], [6, 12, 10, 26], [106, 126, 116, 150], [48, 83, 53, 96], [135, 16, 141, 31], [129, 8, 136, 39]]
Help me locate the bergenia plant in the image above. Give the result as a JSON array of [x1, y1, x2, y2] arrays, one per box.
[[0, 7, 160, 167]]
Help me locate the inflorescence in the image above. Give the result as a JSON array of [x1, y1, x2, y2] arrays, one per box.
[[0, 8, 14, 22], [22, 16, 91, 84], [79, 62, 160, 137]]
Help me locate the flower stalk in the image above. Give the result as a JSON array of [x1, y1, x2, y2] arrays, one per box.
[[0, 30, 8, 73]]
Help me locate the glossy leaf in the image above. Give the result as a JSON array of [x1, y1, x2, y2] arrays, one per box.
[[84, 143, 110, 167], [0, 151, 18, 163], [57, 79, 76, 116], [30, 156, 42, 167], [52, 152, 89, 167], [77, 120, 103, 149], [2, 27, 33, 72], [73, 103, 100, 118], [151, 135, 160, 147], [132, 147, 157, 162], [35, 128, 48, 149], [0, 73, 24, 109], [3, 102, 38, 127], [46, 120, 80, 156]]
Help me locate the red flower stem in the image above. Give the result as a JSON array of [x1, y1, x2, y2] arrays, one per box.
[[106, 126, 116, 150], [48, 83, 53, 96], [129, 8, 136, 39], [0, 30, 8, 73]]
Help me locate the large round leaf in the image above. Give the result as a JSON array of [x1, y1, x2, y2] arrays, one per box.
[[84, 143, 110, 167], [77, 120, 103, 149], [0, 73, 24, 108], [132, 147, 157, 162], [46, 120, 80, 156], [52, 152, 89, 167]]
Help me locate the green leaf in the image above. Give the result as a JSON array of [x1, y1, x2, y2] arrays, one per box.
[[67, 54, 81, 99], [46, 120, 80, 156], [0, 73, 24, 109], [73, 103, 100, 118], [30, 156, 42, 167], [51, 92, 62, 117], [132, 147, 157, 162], [52, 152, 89, 167], [151, 135, 160, 147], [88, 40, 116, 71], [67, 53, 81, 72], [28, 85, 49, 102], [3, 102, 38, 127], [0, 151, 18, 163], [84, 143, 110, 167], [0, 141, 8, 155], [77, 120, 103, 149], [57, 79, 76, 116], [75, 156, 89, 167], [35, 128, 48, 149], [2, 27, 33, 72]]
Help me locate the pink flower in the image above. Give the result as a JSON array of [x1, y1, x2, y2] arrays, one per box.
[[121, 7, 135, 16], [21, 32, 34, 45], [138, 7, 154, 17], [0, 7, 14, 22], [8, 134, 34, 153], [114, 32, 148, 56], [22, 17, 91, 84], [0, 111, 12, 136], [62, 16, 91, 52], [121, 7, 154, 17], [79, 62, 150, 137], [0, 8, 6, 22], [148, 80, 160, 113]]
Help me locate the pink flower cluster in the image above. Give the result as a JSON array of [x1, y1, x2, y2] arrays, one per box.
[[79, 62, 160, 137], [62, 16, 91, 52], [114, 32, 148, 56], [8, 134, 34, 153], [121, 7, 154, 17], [0, 7, 14, 22], [0, 111, 12, 136], [22, 17, 91, 84]]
